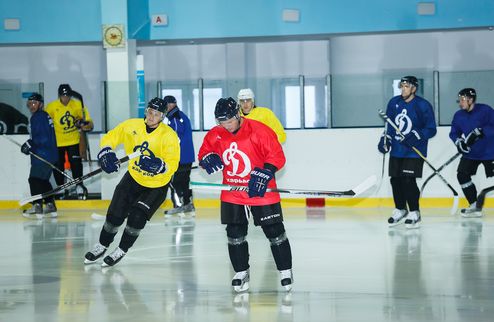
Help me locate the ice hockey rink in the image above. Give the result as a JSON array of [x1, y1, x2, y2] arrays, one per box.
[[0, 206, 492, 322]]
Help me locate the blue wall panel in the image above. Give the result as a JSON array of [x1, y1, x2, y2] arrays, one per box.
[[1, 0, 493, 44]]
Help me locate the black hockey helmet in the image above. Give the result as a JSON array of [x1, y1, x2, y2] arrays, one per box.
[[58, 84, 72, 96], [400, 76, 419, 88], [215, 97, 239, 122], [27, 93, 44, 103], [458, 88, 476, 102], [163, 95, 177, 105], [147, 97, 167, 113]]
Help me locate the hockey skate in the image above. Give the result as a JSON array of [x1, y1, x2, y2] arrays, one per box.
[[460, 202, 483, 218], [232, 269, 250, 293], [387, 209, 408, 227], [102, 247, 126, 267], [43, 202, 58, 218], [22, 203, 43, 220], [404, 211, 421, 229], [183, 202, 195, 214], [84, 243, 107, 264], [280, 269, 294, 292], [164, 205, 185, 217]]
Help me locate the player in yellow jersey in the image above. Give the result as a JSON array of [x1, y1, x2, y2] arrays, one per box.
[[44, 84, 94, 197], [237, 88, 286, 144], [84, 97, 180, 267]]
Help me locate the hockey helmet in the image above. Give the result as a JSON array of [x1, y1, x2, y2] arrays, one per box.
[[400, 76, 419, 88], [163, 95, 177, 105], [27, 93, 44, 103], [237, 88, 255, 102], [147, 97, 167, 113], [58, 84, 72, 96], [458, 88, 476, 102], [215, 97, 239, 122]]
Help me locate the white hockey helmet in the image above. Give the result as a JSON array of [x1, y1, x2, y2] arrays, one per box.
[[237, 88, 255, 102]]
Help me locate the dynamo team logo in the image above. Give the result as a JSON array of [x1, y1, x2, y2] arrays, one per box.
[[133, 142, 155, 167], [394, 110, 412, 140], [223, 142, 251, 177], [60, 111, 77, 130]]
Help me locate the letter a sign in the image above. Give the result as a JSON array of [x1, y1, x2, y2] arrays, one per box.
[[152, 14, 168, 27]]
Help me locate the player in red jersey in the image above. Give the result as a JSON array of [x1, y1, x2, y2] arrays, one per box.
[[198, 97, 293, 293]]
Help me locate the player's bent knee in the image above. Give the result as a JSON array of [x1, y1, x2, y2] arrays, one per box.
[[262, 222, 286, 240], [457, 172, 472, 185], [226, 224, 248, 239], [126, 208, 148, 230]]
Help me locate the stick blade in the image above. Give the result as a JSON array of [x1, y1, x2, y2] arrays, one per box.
[[19, 195, 41, 207], [352, 175, 378, 197]]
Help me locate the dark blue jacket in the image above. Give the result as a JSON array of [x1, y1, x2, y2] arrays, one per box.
[[30, 110, 58, 165], [385, 95, 437, 158], [449, 103, 494, 160], [166, 108, 195, 164]]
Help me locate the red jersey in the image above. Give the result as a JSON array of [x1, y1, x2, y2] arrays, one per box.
[[198, 118, 286, 206]]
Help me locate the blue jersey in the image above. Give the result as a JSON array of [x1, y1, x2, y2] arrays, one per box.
[[385, 95, 437, 158], [449, 103, 494, 160], [166, 109, 195, 164], [29, 110, 58, 165]]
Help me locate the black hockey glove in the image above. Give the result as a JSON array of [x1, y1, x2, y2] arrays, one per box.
[[465, 128, 483, 146], [199, 153, 224, 174], [97, 147, 120, 173], [455, 138, 470, 154], [21, 139, 32, 155], [248, 167, 274, 198], [377, 134, 391, 154], [138, 155, 167, 174]]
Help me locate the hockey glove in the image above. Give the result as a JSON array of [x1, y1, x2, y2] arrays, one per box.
[[199, 153, 224, 174], [455, 138, 470, 154], [97, 147, 120, 173], [465, 127, 483, 146], [138, 155, 167, 174], [21, 139, 32, 155], [377, 134, 391, 154], [400, 129, 422, 147], [248, 167, 274, 198]]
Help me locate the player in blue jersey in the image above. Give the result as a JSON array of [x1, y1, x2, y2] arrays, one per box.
[[449, 88, 494, 218], [378, 76, 437, 228], [162, 95, 196, 216], [21, 93, 59, 219]]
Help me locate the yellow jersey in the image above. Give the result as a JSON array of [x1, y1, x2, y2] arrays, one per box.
[[45, 99, 92, 147], [241, 106, 286, 143], [101, 119, 180, 188]]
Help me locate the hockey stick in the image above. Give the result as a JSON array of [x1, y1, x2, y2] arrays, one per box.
[[378, 109, 459, 215], [476, 185, 494, 211], [71, 90, 93, 168], [191, 174, 377, 197], [420, 152, 460, 196], [1, 135, 73, 181], [19, 151, 141, 206]]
